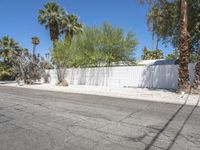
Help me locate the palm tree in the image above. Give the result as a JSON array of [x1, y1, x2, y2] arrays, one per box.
[[31, 37, 40, 82], [140, 0, 190, 92], [147, 5, 163, 50], [177, 0, 190, 92], [0, 36, 20, 62], [60, 14, 83, 43], [38, 2, 66, 44], [31, 37, 40, 56]]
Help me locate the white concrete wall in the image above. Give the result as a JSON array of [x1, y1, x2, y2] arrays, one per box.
[[48, 64, 196, 90]]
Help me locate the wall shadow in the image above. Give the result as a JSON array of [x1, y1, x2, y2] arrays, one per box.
[[66, 67, 112, 87], [140, 64, 196, 90], [144, 90, 200, 150], [140, 65, 178, 90]]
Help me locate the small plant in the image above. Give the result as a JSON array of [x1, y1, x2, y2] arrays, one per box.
[[51, 40, 73, 86]]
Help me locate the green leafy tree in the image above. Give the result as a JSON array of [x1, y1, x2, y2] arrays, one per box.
[[70, 27, 102, 67], [141, 46, 164, 60], [141, 46, 151, 60], [166, 49, 198, 63], [71, 23, 138, 67], [101, 23, 138, 65], [166, 50, 179, 60], [51, 40, 73, 85]]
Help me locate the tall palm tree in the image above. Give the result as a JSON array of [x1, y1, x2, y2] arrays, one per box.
[[60, 14, 83, 43], [31, 36, 39, 81], [31, 37, 40, 56], [147, 5, 163, 50], [140, 0, 190, 92], [177, 0, 190, 92], [38, 2, 66, 44]]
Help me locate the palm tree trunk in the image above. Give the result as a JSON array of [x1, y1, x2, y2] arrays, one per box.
[[49, 22, 59, 48], [32, 44, 37, 82], [33, 45, 36, 55], [33, 45, 36, 62], [64, 29, 73, 46], [177, 0, 190, 93], [152, 32, 154, 50], [156, 36, 159, 50]]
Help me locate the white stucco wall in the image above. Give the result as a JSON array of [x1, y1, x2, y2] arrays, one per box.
[[48, 64, 196, 90]]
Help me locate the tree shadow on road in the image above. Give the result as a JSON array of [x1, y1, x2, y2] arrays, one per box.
[[144, 89, 200, 150]]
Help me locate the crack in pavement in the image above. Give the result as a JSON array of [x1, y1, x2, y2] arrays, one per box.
[[118, 109, 144, 122]]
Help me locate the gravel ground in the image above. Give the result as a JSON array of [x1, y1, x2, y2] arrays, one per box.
[[0, 82, 199, 106]]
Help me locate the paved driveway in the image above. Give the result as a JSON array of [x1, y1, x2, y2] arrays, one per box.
[[0, 86, 199, 150]]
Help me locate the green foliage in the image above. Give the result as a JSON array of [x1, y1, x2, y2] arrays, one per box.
[[0, 36, 21, 62], [166, 50, 198, 63], [38, 2, 83, 84], [51, 40, 74, 83], [166, 50, 179, 60], [51, 40, 74, 68], [40, 58, 54, 70], [32, 37, 40, 46], [0, 36, 22, 80], [38, 2, 83, 46], [70, 26, 103, 67], [145, 0, 200, 53], [189, 53, 198, 63], [38, 2, 66, 41], [60, 14, 83, 42], [31, 36, 40, 58], [70, 22, 138, 67], [0, 62, 14, 80], [141, 46, 164, 60], [0, 36, 49, 82]]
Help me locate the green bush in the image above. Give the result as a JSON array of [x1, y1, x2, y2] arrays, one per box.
[[68, 22, 138, 67], [0, 71, 11, 80], [0, 62, 15, 81]]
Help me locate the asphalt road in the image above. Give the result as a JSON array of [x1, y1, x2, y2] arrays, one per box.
[[0, 86, 199, 150]]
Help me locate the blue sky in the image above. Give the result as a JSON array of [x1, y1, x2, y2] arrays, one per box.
[[0, 0, 174, 59]]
